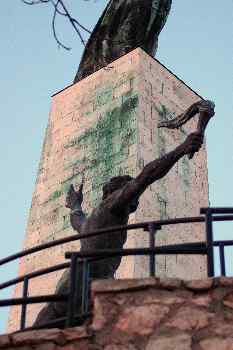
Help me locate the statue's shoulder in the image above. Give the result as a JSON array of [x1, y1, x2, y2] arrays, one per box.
[[97, 197, 114, 211], [93, 194, 120, 214]]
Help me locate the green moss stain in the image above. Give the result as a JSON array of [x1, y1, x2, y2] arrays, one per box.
[[62, 214, 70, 230], [153, 103, 177, 219], [154, 103, 190, 194], [154, 103, 176, 123], [157, 194, 168, 220], [49, 92, 138, 209], [153, 103, 175, 158], [48, 190, 63, 201], [94, 88, 113, 110], [157, 127, 166, 157], [180, 156, 190, 192], [153, 102, 191, 209]]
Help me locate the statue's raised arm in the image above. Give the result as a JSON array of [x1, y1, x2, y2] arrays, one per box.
[[109, 132, 203, 213], [158, 99, 215, 158], [110, 100, 215, 212], [66, 182, 86, 233]]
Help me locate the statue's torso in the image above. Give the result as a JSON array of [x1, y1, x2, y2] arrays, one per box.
[[80, 198, 129, 278], [81, 199, 128, 250]]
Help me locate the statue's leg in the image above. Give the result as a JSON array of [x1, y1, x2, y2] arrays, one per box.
[[33, 302, 58, 327], [32, 270, 70, 327], [33, 258, 118, 327], [33, 268, 83, 327], [53, 269, 73, 317]]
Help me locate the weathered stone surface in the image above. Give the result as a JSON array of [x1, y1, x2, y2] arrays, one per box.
[[62, 327, 91, 341], [223, 292, 233, 309], [10, 346, 32, 350], [92, 278, 158, 294], [0, 334, 10, 348], [36, 341, 56, 350], [165, 306, 213, 331], [115, 304, 169, 335], [217, 277, 233, 287], [12, 329, 65, 346], [184, 279, 213, 291], [55, 345, 77, 350], [159, 278, 182, 290], [104, 345, 137, 350], [211, 286, 230, 301], [141, 289, 185, 306], [146, 333, 192, 350], [191, 294, 212, 307], [199, 337, 233, 350], [4, 278, 233, 350], [91, 296, 112, 332], [71, 342, 102, 350], [213, 321, 233, 337]]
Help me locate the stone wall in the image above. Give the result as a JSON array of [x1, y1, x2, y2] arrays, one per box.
[[8, 48, 209, 331], [2, 277, 233, 349]]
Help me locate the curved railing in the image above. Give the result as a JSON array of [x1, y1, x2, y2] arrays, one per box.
[[1, 207, 233, 332]]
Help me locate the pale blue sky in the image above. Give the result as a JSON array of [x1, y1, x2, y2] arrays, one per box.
[[0, 1, 232, 332]]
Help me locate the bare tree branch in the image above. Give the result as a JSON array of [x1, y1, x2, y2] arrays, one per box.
[[52, 0, 71, 49], [22, 0, 50, 4], [21, 0, 91, 49]]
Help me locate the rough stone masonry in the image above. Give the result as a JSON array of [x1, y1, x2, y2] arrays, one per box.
[[8, 48, 209, 331], [3, 277, 233, 349]]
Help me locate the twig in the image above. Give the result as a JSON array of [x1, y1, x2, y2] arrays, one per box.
[[21, 0, 91, 49]]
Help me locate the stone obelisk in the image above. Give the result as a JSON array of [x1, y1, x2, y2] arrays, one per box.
[[8, 48, 209, 331]]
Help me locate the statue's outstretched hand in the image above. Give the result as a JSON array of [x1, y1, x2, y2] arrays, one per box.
[[182, 132, 203, 156], [198, 100, 215, 117], [65, 183, 83, 209]]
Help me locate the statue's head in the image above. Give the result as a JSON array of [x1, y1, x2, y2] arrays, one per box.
[[102, 175, 139, 213]]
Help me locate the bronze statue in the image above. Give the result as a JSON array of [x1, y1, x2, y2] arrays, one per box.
[[33, 100, 215, 327], [74, 0, 172, 82]]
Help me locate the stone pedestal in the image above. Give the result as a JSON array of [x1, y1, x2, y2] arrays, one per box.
[[8, 48, 209, 331], [4, 277, 233, 349]]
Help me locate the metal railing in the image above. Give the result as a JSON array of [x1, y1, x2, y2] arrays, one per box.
[[1, 207, 233, 331]]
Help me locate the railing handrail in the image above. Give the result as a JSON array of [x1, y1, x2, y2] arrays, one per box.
[[65, 242, 208, 259], [201, 207, 233, 214], [2, 213, 233, 268], [0, 243, 208, 309], [213, 240, 233, 246], [1, 207, 233, 331], [0, 294, 68, 307], [0, 216, 203, 267], [0, 262, 70, 290]]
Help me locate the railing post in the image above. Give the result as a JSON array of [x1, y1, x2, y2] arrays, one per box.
[[66, 253, 78, 327], [81, 259, 89, 314], [219, 243, 226, 276], [20, 276, 29, 330], [205, 209, 215, 277], [148, 223, 161, 277], [84, 262, 90, 314]]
